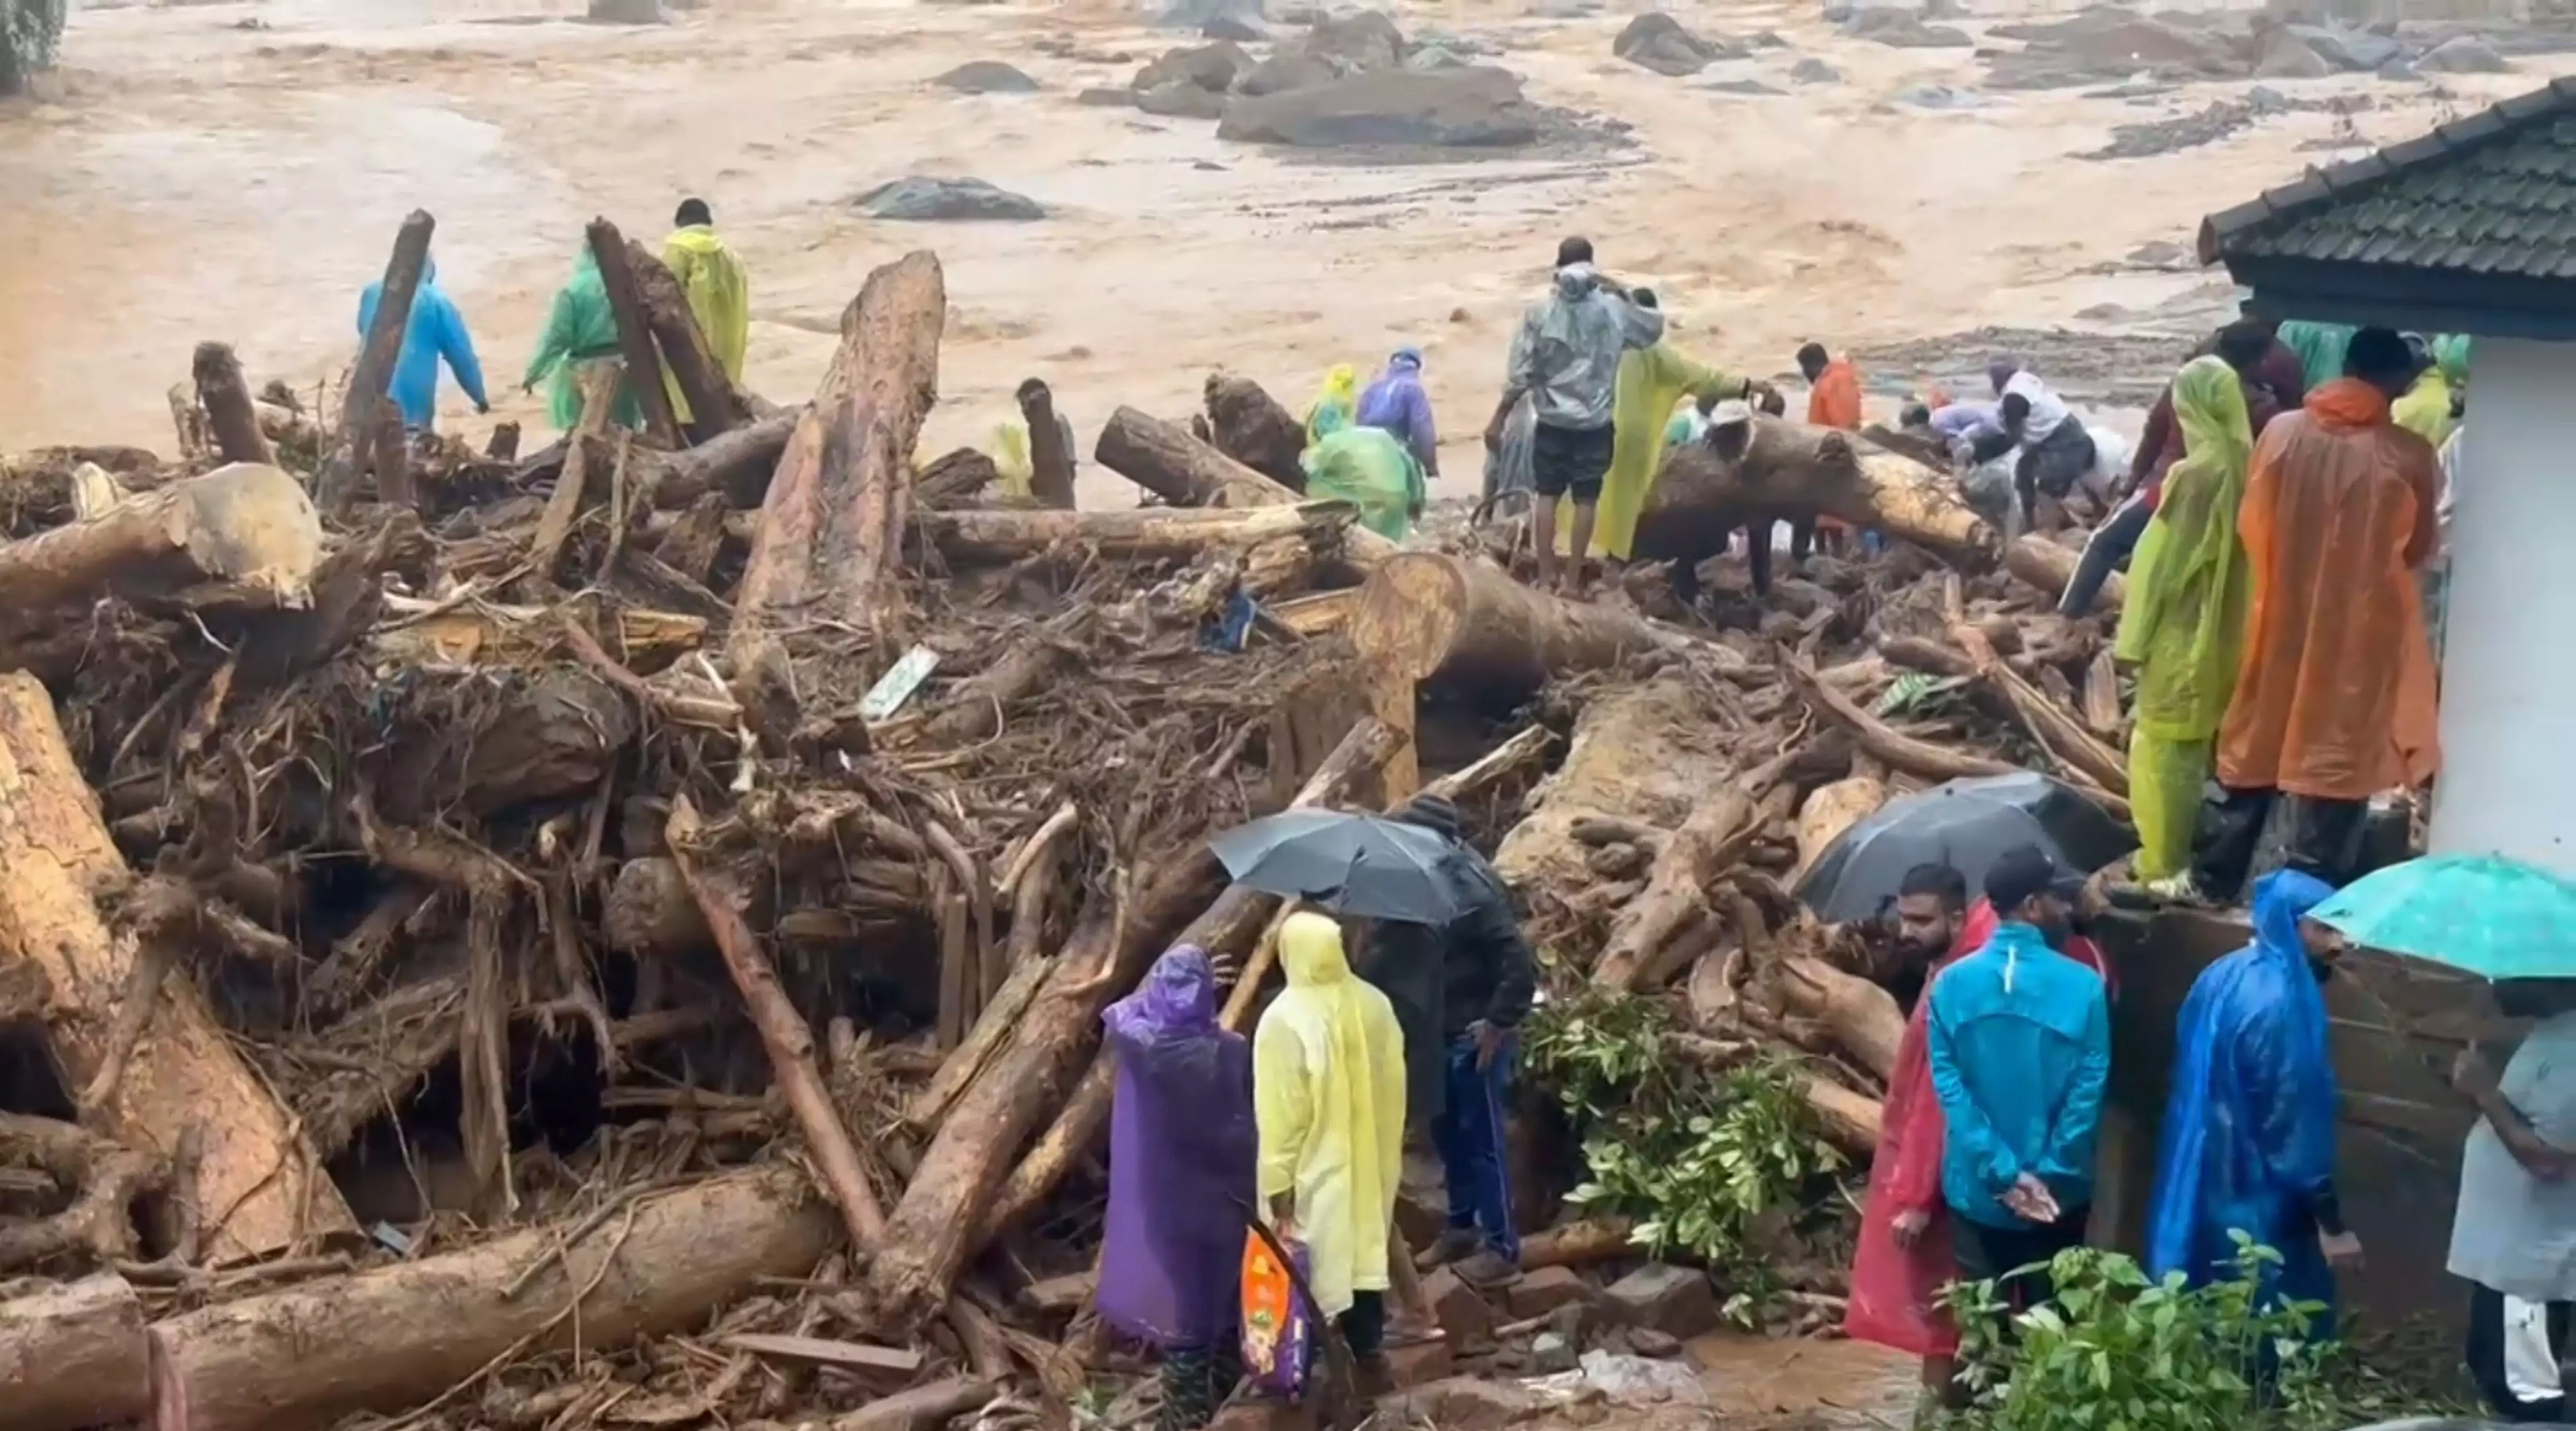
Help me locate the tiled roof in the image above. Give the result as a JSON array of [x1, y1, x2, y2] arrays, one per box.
[[2199, 76, 2576, 281]]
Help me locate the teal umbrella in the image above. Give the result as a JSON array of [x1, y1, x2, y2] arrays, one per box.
[[2309, 853, 2576, 981]]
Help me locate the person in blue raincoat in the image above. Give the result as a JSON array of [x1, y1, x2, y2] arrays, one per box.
[[357, 259, 489, 431], [2146, 870, 2363, 1333]]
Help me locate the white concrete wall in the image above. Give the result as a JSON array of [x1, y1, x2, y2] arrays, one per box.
[[2427, 339, 2576, 876]]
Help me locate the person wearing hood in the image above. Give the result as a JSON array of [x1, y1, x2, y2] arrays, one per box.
[[2145, 871, 2357, 1335], [2188, 328, 2441, 902], [1924, 846, 2111, 1316], [1362, 793, 1535, 1290], [1357, 347, 1439, 481], [661, 197, 751, 388], [1569, 289, 1762, 575], [1484, 236, 1666, 593], [357, 256, 488, 431], [2392, 333, 2466, 451], [1255, 911, 1407, 1390], [1098, 945, 1257, 1431], [522, 244, 642, 434]]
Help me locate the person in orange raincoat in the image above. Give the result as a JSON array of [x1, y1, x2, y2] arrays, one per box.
[[1798, 342, 1862, 557], [2187, 327, 2441, 901]]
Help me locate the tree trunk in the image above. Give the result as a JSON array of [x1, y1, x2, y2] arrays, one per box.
[[0, 461, 324, 673], [1202, 373, 1307, 491], [1802, 1074, 1884, 1155], [625, 238, 751, 442], [645, 409, 799, 510], [1791, 776, 1886, 884], [920, 502, 1353, 567], [1095, 405, 1296, 510], [1520, 1219, 1636, 1270], [319, 210, 431, 511], [1593, 743, 1811, 992], [586, 219, 683, 449], [603, 855, 715, 960], [1775, 956, 1905, 1083], [191, 342, 273, 467], [152, 1165, 838, 1431], [0, 672, 352, 1262], [0, 1274, 150, 1431], [1643, 419, 1996, 569], [1784, 656, 2019, 786], [733, 252, 945, 656], [917, 447, 998, 510], [916, 615, 1087, 748], [1017, 379, 1077, 510], [2008, 533, 2121, 612], [1349, 552, 1694, 704]]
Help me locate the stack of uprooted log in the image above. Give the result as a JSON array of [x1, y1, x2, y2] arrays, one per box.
[[0, 207, 2134, 1431]]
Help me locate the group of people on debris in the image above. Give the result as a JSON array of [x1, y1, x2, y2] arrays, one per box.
[[1091, 793, 1535, 1428], [355, 197, 752, 436]]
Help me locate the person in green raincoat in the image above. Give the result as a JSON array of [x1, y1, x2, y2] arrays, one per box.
[[1301, 425, 1425, 541], [522, 245, 643, 433], [2113, 356, 2256, 884], [2274, 321, 2354, 392], [1553, 290, 1767, 567]]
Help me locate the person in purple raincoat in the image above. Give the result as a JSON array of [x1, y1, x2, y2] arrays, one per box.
[[1098, 945, 1259, 1431]]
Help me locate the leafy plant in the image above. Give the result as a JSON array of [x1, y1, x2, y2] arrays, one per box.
[[1941, 1235, 2395, 1431], [1524, 988, 1844, 1303]]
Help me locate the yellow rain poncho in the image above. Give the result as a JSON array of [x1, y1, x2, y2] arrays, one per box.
[[2114, 357, 2254, 879], [2391, 337, 2468, 450], [1253, 912, 1405, 1318], [1555, 343, 1742, 559], [1305, 364, 1359, 445], [662, 225, 750, 382]]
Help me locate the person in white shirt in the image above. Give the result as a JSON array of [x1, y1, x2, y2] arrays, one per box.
[[1967, 361, 2098, 533]]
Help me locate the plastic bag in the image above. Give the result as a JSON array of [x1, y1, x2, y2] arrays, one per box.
[[1239, 1230, 1312, 1397]]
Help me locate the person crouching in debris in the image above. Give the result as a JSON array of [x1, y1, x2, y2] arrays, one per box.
[[1969, 359, 2097, 538], [1485, 236, 1666, 595], [1372, 794, 1535, 1292], [1096, 945, 1256, 1431], [2184, 326, 2441, 901], [1926, 847, 2110, 1320], [1256, 912, 1407, 1393]]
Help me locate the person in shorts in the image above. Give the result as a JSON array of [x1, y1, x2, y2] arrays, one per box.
[[1484, 236, 1665, 592]]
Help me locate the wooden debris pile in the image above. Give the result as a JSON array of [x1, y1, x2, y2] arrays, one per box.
[[0, 212, 2133, 1431]]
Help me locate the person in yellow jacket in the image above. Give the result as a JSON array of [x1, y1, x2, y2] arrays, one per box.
[[1255, 911, 1406, 1389], [661, 198, 750, 423], [1554, 289, 1770, 571]]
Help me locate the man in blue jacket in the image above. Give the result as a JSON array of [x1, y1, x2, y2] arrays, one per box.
[[358, 256, 489, 432], [1927, 845, 2112, 1313]]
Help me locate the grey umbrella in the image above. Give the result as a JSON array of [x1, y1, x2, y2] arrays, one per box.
[[1208, 809, 1463, 925], [1793, 771, 2135, 923]]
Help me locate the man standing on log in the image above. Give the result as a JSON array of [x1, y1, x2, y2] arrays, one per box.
[[662, 197, 751, 386], [2186, 326, 2441, 901], [1925, 847, 2110, 1318], [1374, 793, 1535, 1291], [357, 256, 488, 432], [1485, 236, 1665, 594]]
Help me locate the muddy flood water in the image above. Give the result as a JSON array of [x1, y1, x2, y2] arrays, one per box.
[[4, 0, 2569, 504]]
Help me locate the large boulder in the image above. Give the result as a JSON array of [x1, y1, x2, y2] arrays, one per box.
[[1790, 55, 1842, 82], [1158, 0, 1263, 32], [1216, 65, 1540, 147], [935, 60, 1040, 92], [586, 0, 667, 23], [1301, 9, 1407, 71], [1613, 12, 1741, 75], [2285, 21, 2401, 70], [1133, 39, 1253, 92], [1842, 8, 1973, 46], [2253, 25, 2332, 76], [2418, 34, 2508, 72], [1234, 49, 1338, 94], [1137, 78, 1230, 116], [854, 177, 1045, 222]]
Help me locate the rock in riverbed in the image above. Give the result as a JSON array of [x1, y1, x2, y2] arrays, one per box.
[[855, 177, 1045, 222], [1218, 66, 1539, 147]]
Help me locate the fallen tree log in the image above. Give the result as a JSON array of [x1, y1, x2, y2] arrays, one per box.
[[734, 251, 944, 656], [1202, 372, 1306, 491], [1783, 655, 2019, 786], [1642, 418, 1996, 570], [1802, 1074, 1884, 1155], [1018, 378, 1077, 510], [1594, 744, 1807, 992], [626, 237, 753, 442], [1095, 407, 1391, 567], [1792, 776, 1886, 884], [2008, 533, 2122, 612], [603, 855, 715, 960], [1520, 1218, 1638, 1270], [921, 501, 1355, 566], [0, 672, 352, 1261], [192, 342, 274, 467], [1349, 553, 1700, 706], [1775, 957, 1904, 1082], [644, 409, 799, 510], [318, 209, 431, 510], [0, 1274, 151, 1431], [152, 1165, 838, 1431], [0, 462, 324, 673]]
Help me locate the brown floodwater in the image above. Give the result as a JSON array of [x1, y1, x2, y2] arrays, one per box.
[[3, 0, 2563, 501]]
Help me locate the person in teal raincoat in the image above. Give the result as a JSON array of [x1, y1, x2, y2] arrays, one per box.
[[522, 246, 642, 432]]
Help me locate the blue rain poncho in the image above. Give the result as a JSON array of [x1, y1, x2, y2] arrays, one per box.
[[357, 260, 488, 430], [2146, 870, 2341, 1320]]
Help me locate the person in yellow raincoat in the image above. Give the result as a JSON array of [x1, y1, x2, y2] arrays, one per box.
[[1305, 365, 1359, 445], [2391, 333, 2466, 450], [2113, 356, 2256, 885], [1554, 290, 1762, 567], [660, 198, 751, 423], [2191, 328, 2442, 900], [1255, 911, 1406, 1390]]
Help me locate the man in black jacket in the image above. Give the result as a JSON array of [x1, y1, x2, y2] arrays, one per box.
[[1372, 792, 1536, 1288]]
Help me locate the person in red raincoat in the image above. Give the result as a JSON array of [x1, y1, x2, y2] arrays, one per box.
[[1847, 865, 2116, 1407]]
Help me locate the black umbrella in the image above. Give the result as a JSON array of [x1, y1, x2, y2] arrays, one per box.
[[1793, 772, 2134, 923], [1208, 810, 1463, 925]]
